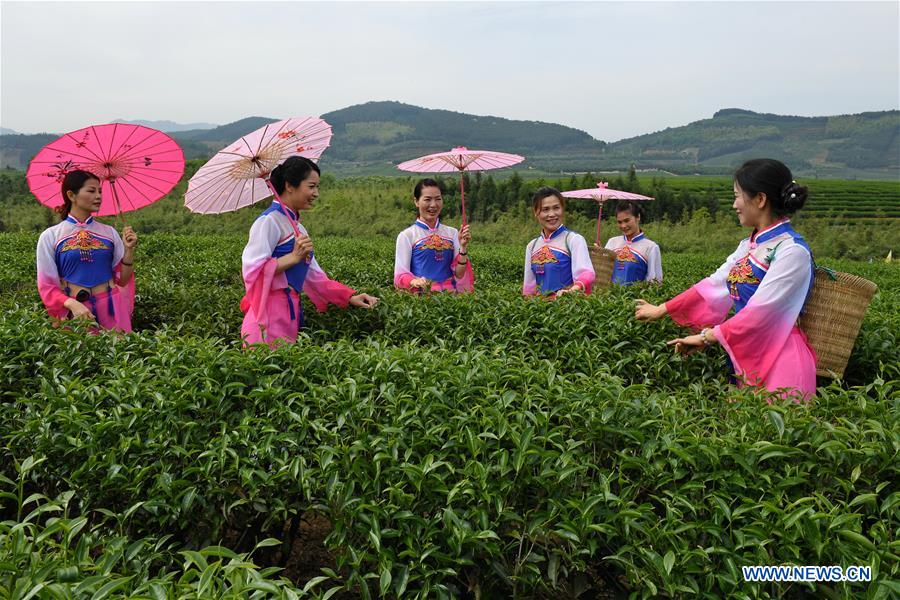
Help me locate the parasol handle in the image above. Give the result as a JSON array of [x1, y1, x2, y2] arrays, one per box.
[[109, 178, 126, 228], [459, 171, 467, 228], [595, 199, 604, 246]]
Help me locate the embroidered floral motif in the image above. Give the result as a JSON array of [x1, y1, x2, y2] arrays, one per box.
[[614, 246, 638, 263], [60, 230, 110, 263], [531, 245, 560, 275], [531, 245, 559, 265], [727, 256, 760, 299], [420, 234, 453, 252]]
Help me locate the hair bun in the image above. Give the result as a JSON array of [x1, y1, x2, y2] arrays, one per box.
[[780, 180, 808, 213], [269, 163, 284, 186]]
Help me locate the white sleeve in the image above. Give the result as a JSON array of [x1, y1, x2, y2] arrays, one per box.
[[522, 240, 536, 294], [109, 226, 125, 267], [646, 243, 662, 282], [740, 243, 812, 320], [604, 238, 615, 250], [36, 228, 60, 281], [394, 229, 413, 278], [568, 233, 595, 279], [241, 216, 281, 278]]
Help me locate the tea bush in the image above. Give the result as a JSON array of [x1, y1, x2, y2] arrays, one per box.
[[1, 231, 898, 599]]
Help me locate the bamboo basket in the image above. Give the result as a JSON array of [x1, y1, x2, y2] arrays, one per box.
[[798, 268, 878, 378], [590, 247, 616, 289]]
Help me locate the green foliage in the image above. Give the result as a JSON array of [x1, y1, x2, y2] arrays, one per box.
[[0, 229, 898, 598], [1, 169, 898, 261]]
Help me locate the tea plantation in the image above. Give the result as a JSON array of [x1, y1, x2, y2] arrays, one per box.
[[1, 233, 897, 599]]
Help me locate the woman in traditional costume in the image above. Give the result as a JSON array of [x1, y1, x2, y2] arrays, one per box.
[[635, 159, 816, 400], [240, 157, 378, 346], [36, 170, 136, 331], [604, 201, 662, 285], [523, 187, 595, 297], [394, 178, 473, 293]]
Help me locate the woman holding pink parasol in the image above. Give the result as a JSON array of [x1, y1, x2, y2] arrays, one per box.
[[523, 187, 595, 297], [29, 123, 184, 332], [394, 178, 474, 294], [240, 157, 378, 347], [36, 170, 137, 331], [604, 201, 662, 285]]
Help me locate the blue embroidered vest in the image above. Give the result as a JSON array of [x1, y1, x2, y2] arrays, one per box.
[[55, 216, 115, 287], [411, 220, 454, 282], [726, 221, 813, 314], [531, 226, 573, 294], [612, 232, 649, 285]]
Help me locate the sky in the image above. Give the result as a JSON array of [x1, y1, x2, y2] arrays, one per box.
[[1, 0, 898, 142]]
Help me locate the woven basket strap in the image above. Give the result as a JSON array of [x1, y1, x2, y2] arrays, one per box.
[[815, 264, 838, 281]]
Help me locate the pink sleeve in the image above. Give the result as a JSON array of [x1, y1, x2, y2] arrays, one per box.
[[36, 230, 69, 319], [394, 230, 415, 290], [574, 271, 594, 295], [665, 278, 733, 330], [395, 272, 415, 289], [112, 264, 136, 319], [37, 274, 69, 319], [240, 258, 279, 324], [452, 254, 474, 293], [303, 258, 356, 312], [570, 233, 595, 295]]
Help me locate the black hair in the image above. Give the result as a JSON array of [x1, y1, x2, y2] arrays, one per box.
[[734, 158, 808, 217], [531, 186, 566, 212], [57, 169, 100, 218], [269, 156, 321, 195], [414, 178, 443, 200], [615, 200, 643, 220]]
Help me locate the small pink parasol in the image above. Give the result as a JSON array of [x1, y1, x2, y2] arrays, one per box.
[[562, 182, 653, 243], [396, 146, 524, 226]]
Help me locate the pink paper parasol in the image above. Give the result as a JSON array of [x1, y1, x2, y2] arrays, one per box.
[[562, 182, 653, 243], [396, 146, 524, 226], [184, 117, 332, 214], [26, 123, 185, 217]]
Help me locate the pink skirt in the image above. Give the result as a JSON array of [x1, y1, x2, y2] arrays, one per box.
[[241, 288, 302, 348], [760, 326, 817, 402], [76, 287, 132, 333]]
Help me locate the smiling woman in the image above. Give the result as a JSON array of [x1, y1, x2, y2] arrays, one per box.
[[35, 170, 137, 331], [393, 178, 474, 294], [634, 158, 816, 401], [605, 201, 662, 285], [239, 156, 379, 347], [523, 186, 595, 297]]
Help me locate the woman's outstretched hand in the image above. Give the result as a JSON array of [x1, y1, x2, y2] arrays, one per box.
[[667, 334, 705, 356], [635, 299, 667, 321], [350, 293, 379, 308]]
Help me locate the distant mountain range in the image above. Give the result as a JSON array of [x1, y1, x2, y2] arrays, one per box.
[[110, 119, 219, 132], [2, 102, 897, 178]]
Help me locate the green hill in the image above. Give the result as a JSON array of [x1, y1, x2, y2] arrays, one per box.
[[603, 108, 900, 179], [319, 101, 603, 168], [2, 103, 897, 178]]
